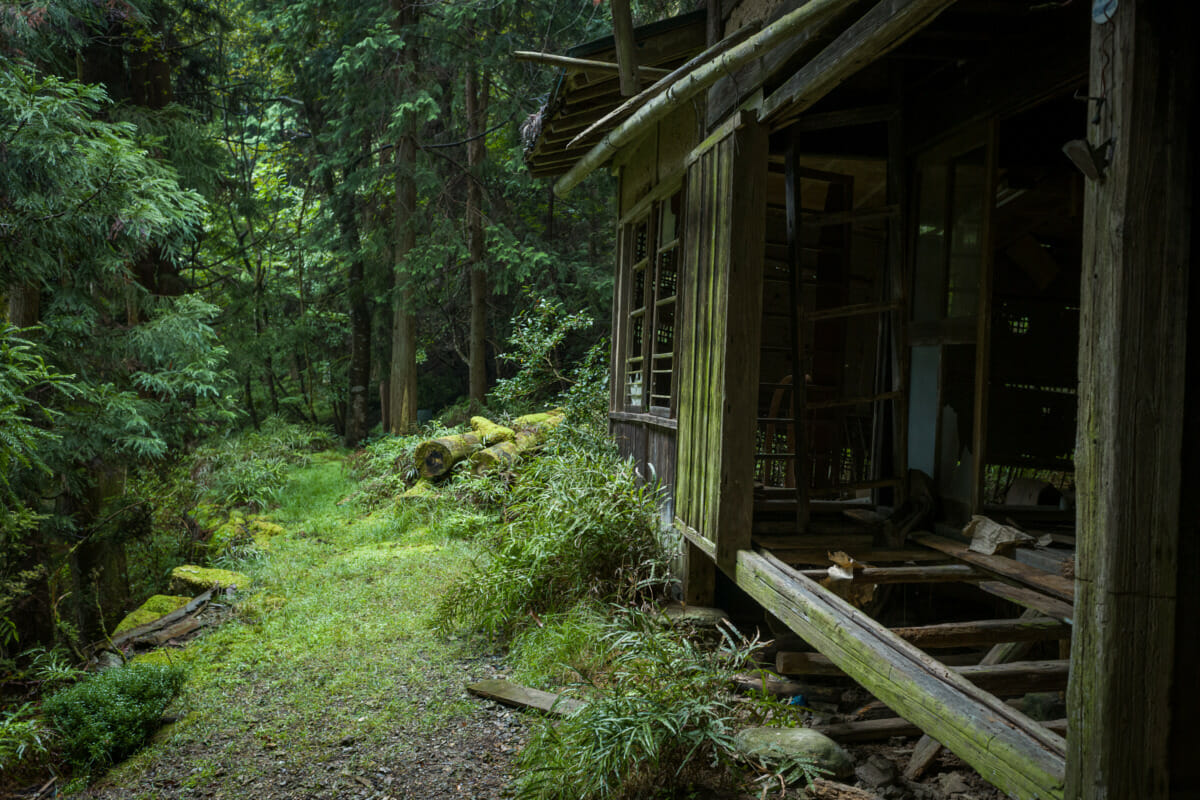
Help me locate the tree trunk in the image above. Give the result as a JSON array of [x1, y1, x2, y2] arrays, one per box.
[[388, 0, 419, 434], [6, 284, 40, 328], [466, 68, 490, 406]]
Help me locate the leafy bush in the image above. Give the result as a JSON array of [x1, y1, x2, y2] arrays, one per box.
[[0, 702, 50, 772], [438, 430, 667, 637], [42, 663, 186, 773], [513, 610, 822, 800], [491, 293, 595, 413], [189, 418, 337, 510]]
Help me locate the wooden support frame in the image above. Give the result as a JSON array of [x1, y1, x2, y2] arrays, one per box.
[[609, 0, 641, 96], [737, 549, 1065, 799], [1066, 2, 1199, 796]]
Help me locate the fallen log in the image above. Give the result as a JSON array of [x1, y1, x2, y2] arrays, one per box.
[[109, 590, 212, 649], [415, 432, 484, 479], [470, 416, 515, 445], [471, 413, 564, 472]]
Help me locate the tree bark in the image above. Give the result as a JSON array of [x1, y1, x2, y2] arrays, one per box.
[[466, 68, 490, 406], [387, 0, 420, 434]]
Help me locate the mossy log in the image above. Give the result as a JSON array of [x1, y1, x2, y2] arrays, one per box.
[[469, 416, 515, 445], [470, 414, 563, 472], [415, 432, 483, 478], [512, 408, 564, 428]]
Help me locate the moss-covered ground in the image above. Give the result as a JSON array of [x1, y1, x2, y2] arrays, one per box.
[[77, 453, 524, 800]]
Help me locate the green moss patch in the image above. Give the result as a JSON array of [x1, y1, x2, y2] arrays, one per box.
[[113, 595, 192, 635], [170, 565, 250, 594]]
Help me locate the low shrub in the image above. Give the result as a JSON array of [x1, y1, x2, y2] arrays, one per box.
[[508, 601, 609, 689], [512, 609, 822, 800], [0, 702, 50, 773], [437, 430, 668, 637], [41, 663, 186, 773]]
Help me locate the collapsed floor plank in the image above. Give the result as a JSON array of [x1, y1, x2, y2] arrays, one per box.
[[466, 679, 584, 715], [737, 549, 1065, 800], [913, 533, 1075, 602]]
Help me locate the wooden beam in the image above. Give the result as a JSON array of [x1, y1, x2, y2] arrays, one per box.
[[1067, 2, 1198, 797], [797, 564, 984, 584], [737, 549, 1065, 799], [466, 679, 584, 715], [912, 533, 1074, 602], [513, 50, 669, 79], [891, 616, 1071, 649], [554, 0, 846, 196], [790, 104, 897, 132], [567, 23, 761, 150], [761, 0, 959, 124], [768, 547, 948, 564], [610, 0, 640, 96], [778, 651, 1070, 695], [816, 716, 1068, 744], [978, 581, 1073, 622]]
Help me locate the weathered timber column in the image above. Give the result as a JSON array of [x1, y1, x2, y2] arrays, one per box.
[[1067, 2, 1198, 798]]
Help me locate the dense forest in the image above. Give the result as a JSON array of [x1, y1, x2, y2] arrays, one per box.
[[0, 0, 671, 652]]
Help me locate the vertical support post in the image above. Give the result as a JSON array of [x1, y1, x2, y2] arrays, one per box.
[[610, 0, 641, 97], [886, 73, 909, 501], [715, 115, 767, 570], [784, 133, 811, 532], [969, 121, 998, 513], [1066, 1, 1197, 797]]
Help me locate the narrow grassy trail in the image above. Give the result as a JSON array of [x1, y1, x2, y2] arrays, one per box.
[[80, 454, 525, 800]]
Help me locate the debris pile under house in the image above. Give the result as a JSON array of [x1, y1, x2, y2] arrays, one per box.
[[518, 0, 1200, 797]]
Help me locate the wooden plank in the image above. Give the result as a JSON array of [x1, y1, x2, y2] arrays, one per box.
[[978, 581, 1073, 623], [512, 50, 669, 79], [738, 549, 1065, 800], [769, 548, 949, 564], [797, 564, 984, 584], [108, 590, 213, 649], [608, 409, 678, 430], [466, 679, 584, 716], [913, 533, 1074, 602], [778, 651, 1069, 695], [1068, 2, 1198, 797], [761, 0, 959, 124], [891, 616, 1070, 649], [816, 716, 1067, 745]]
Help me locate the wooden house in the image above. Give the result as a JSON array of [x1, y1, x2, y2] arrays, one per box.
[[523, 1, 1197, 797]]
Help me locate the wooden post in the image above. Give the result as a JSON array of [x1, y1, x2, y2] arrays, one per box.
[[610, 0, 640, 97], [715, 117, 767, 569], [1066, 1, 1198, 797]]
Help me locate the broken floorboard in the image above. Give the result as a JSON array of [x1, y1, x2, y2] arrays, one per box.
[[816, 716, 1068, 743], [912, 532, 1075, 602], [466, 679, 584, 716], [777, 653, 1070, 696], [737, 548, 1066, 800]]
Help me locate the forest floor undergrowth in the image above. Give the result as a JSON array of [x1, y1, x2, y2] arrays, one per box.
[[75, 454, 524, 800]]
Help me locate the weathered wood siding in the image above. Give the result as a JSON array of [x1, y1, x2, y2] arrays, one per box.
[[675, 114, 767, 569]]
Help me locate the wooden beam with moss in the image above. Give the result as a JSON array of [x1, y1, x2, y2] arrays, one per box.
[[736, 549, 1065, 799]]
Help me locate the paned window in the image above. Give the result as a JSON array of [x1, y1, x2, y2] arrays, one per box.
[[623, 189, 683, 414]]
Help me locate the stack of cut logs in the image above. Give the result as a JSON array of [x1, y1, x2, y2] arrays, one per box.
[[414, 410, 564, 479]]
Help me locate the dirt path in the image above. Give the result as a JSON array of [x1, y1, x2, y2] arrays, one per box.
[[76, 456, 527, 800]]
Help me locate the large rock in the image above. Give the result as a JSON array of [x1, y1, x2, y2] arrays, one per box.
[[734, 726, 854, 778]]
